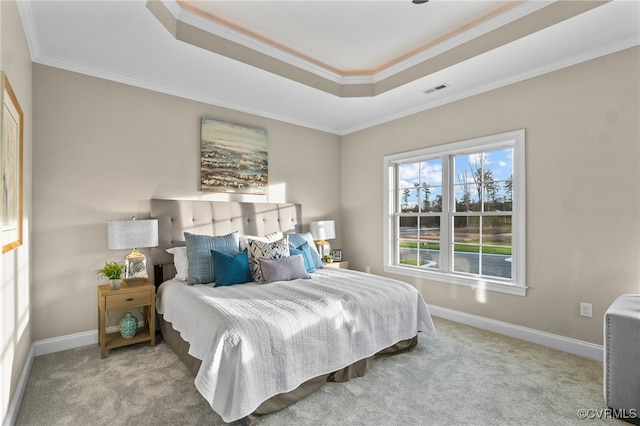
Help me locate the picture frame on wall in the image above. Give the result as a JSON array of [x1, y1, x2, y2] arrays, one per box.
[[200, 117, 268, 195], [1, 72, 24, 254], [332, 249, 343, 262]]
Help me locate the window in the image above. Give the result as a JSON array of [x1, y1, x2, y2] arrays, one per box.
[[383, 130, 526, 296]]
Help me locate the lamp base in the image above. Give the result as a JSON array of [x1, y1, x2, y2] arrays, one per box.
[[125, 249, 149, 283], [315, 240, 331, 257]]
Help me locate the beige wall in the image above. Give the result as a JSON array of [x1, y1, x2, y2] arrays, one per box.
[[30, 48, 640, 347], [31, 64, 342, 341], [341, 47, 640, 345], [0, 0, 32, 421]]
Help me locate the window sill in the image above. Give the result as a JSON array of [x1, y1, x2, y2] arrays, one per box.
[[383, 265, 527, 296]]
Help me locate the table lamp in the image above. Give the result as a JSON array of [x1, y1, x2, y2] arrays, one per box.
[[108, 218, 158, 285], [309, 220, 335, 257]]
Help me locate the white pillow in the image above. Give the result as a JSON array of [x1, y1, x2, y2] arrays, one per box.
[[166, 246, 188, 281]]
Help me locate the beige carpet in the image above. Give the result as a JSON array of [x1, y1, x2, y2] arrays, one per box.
[[15, 317, 621, 426]]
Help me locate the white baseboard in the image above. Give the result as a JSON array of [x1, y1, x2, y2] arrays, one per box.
[[2, 345, 35, 426], [427, 304, 604, 361], [33, 330, 98, 357], [4, 306, 603, 426], [32, 320, 147, 356]]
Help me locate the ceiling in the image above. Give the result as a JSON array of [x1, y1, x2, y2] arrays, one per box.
[[18, 0, 640, 135]]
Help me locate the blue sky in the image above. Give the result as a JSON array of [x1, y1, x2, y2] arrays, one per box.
[[398, 147, 513, 208]]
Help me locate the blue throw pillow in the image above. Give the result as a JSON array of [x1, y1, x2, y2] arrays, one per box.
[[287, 232, 323, 269], [185, 231, 240, 285], [211, 249, 252, 287], [290, 242, 316, 273]]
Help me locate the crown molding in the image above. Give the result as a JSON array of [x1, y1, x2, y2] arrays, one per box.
[[16, 0, 41, 62], [342, 36, 640, 135], [31, 30, 638, 138], [32, 52, 343, 135]]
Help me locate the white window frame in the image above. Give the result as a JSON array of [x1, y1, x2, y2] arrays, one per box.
[[383, 130, 526, 296]]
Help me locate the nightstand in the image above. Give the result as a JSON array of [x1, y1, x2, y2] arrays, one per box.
[[97, 281, 155, 358], [323, 261, 349, 269]]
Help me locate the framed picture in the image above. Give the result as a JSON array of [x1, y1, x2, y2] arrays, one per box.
[[200, 117, 268, 195], [1, 72, 24, 254], [331, 249, 343, 262]]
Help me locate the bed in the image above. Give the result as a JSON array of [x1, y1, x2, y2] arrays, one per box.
[[150, 199, 436, 424]]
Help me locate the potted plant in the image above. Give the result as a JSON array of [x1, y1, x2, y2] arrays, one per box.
[[96, 261, 124, 290], [322, 254, 333, 263]]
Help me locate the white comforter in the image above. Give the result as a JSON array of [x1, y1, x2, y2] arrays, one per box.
[[157, 268, 435, 422]]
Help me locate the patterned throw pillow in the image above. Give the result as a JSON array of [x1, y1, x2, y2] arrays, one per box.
[[247, 236, 290, 283], [184, 231, 240, 285]]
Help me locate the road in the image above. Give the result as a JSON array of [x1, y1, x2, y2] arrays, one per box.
[[400, 248, 512, 279]]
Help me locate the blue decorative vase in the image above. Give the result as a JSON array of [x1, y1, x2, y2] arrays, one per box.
[[119, 312, 138, 339]]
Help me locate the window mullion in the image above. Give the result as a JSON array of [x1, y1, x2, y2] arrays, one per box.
[[440, 154, 451, 273], [392, 164, 400, 265]]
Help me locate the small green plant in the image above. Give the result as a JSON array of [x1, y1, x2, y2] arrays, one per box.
[[322, 254, 333, 263], [95, 261, 123, 280]]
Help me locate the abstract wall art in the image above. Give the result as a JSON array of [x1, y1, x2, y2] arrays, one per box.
[[200, 117, 268, 195]]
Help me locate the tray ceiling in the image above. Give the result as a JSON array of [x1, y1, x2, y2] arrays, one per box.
[[18, 0, 640, 135]]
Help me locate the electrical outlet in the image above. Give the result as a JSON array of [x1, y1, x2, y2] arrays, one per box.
[[580, 302, 592, 318], [365, 266, 371, 274]]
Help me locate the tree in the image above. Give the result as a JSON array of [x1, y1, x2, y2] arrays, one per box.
[[504, 175, 513, 201], [434, 195, 443, 212], [468, 154, 498, 211], [457, 169, 472, 211], [421, 183, 431, 212], [402, 188, 410, 212]]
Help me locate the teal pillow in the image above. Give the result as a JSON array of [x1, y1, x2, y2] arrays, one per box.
[[211, 249, 252, 287], [287, 232, 323, 269], [185, 231, 240, 285], [290, 242, 316, 273]]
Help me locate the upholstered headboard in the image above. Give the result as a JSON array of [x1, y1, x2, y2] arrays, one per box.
[[149, 199, 302, 269]]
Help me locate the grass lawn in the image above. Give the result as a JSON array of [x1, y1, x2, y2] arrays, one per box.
[[400, 241, 511, 255]]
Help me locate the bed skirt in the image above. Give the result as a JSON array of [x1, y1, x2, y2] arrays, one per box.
[[158, 314, 418, 419]]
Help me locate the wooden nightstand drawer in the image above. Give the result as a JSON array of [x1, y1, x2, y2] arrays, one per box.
[[105, 290, 151, 310], [98, 281, 155, 358]]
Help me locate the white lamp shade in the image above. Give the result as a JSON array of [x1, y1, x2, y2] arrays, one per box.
[[309, 220, 336, 241], [107, 219, 159, 249]]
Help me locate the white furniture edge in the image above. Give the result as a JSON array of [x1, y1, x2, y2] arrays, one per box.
[[3, 305, 603, 426]]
